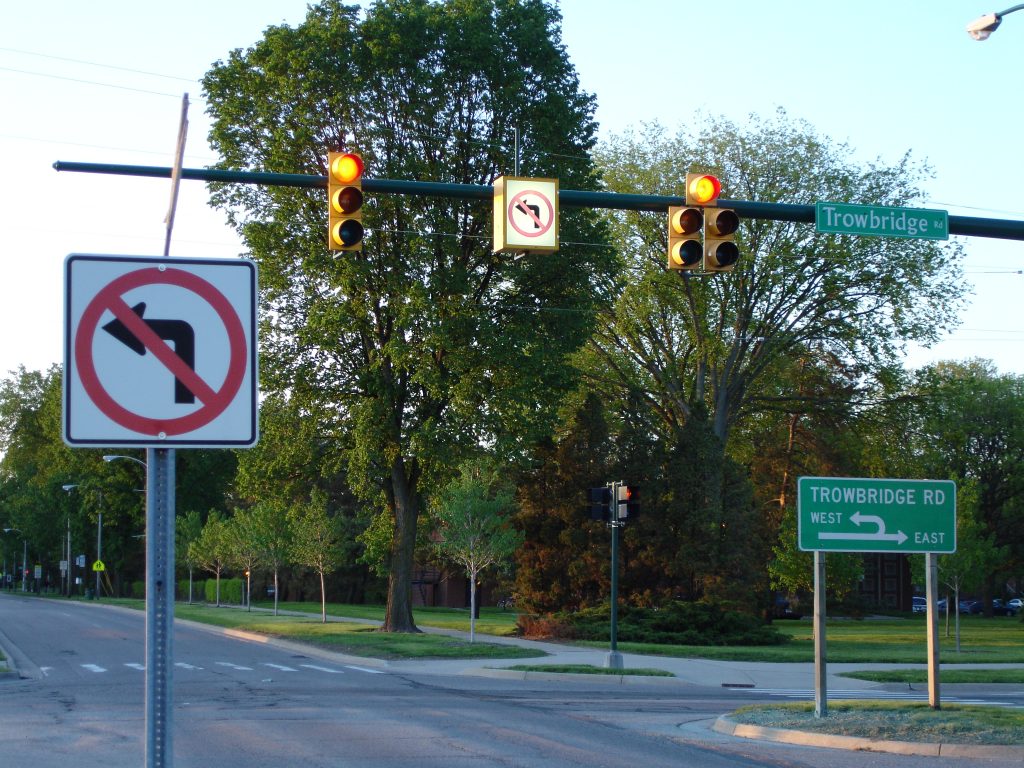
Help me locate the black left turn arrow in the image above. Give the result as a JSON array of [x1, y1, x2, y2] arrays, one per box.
[[102, 302, 197, 404]]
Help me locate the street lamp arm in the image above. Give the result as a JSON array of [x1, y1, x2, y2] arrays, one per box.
[[967, 4, 1024, 39], [103, 454, 148, 469]]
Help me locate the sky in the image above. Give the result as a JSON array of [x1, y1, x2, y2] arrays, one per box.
[[2, 0, 1022, 384]]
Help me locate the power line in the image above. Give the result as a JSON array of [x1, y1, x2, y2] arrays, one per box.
[[0, 46, 196, 82]]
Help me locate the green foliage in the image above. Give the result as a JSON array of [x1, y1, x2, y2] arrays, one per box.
[[201, 0, 612, 631], [547, 602, 788, 647], [131, 580, 145, 599], [205, 577, 243, 605]]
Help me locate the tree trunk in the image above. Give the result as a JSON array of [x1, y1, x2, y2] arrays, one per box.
[[320, 570, 327, 624], [383, 456, 420, 633], [273, 569, 280, 616], [469, 573, 477, 643]]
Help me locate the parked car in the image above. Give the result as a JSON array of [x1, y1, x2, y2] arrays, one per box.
[[993, 599, 1018, 617], [958, 599, 1017, 616], [912, 596, 947, 614], [1008, 598, 1023, 611]]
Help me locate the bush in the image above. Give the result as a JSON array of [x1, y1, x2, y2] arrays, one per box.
[[530, 601, 788, 646], [221, 577, 243, 605], [131, 580, 146, 599], [178, 579, 204, 602]]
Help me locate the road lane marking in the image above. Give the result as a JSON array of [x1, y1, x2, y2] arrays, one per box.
[[299, 663, 344, 675], [81, 664, 107, 673], [215, 662, 253, 671], [262, 663, 298, 672], [175, 662, 203, 670], [125, 663, 145, 671], [345, 665, 384, 674]]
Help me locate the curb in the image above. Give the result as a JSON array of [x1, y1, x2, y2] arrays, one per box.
[[713, 715, 1024, 759], [472, 667, 685, 685]]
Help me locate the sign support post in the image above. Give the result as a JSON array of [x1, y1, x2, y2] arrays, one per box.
[[925, 552, 941, 709], [813, 550, 827, 718], [146, 447, 175, 767], [604, 481, 624, 670]]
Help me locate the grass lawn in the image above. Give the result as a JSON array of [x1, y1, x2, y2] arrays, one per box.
[[731, 701, 1024, 745], [597, 616, 1024, 663], [171, 602, 541, 660]]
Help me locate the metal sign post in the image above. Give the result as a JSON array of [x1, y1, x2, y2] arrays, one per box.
[[605, 480, 624, 670], [813, 550, 827, 718], [146, 447, 175, 767]]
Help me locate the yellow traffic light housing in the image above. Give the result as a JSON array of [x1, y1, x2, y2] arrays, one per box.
[[667, 206, 703, 269], [704, 207, 739, 272], [328, 152, 364, 251]]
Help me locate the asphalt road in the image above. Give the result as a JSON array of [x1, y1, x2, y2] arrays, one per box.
[[0, 594, 1018, 768]]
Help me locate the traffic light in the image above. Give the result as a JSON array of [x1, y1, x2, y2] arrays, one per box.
[[704, 207, 740, 272], [327, 151, 364, 251], [588, 487, 611, 521], [685, 173, 722, 207], [667, 206, 703, 270], [616, 485, 639, 521]]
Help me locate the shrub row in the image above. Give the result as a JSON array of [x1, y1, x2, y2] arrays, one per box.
[[519, 601, 788, 646]]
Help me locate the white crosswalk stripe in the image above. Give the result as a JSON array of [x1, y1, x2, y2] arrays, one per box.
[[216, 661, 254, 671], [64, 659, 380, 678], [299, 664, 344, 674]]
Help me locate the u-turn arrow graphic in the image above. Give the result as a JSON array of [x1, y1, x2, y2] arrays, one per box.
[[818, 510, 909, 545]]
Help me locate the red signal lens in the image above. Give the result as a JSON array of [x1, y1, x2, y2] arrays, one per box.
[[687, 174, 721, 205], [330, 152, 364, 184]]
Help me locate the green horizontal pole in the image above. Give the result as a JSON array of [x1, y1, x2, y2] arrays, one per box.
[[53, 160, 1024, 241]]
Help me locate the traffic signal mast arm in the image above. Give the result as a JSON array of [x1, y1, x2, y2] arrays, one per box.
[[52, 161, 1024, 242]]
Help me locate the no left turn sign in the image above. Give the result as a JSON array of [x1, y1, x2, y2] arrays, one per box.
[[63, 254, 258, 448], [492, 176, 559, 253]]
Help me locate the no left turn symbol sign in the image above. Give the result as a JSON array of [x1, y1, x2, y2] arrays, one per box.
[[508, 189, 555, 239], [63, 254, 258, 448], [493, 176, 559, 252]]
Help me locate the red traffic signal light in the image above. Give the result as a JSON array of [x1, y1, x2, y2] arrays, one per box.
[[667, 206, 703, 270], [685, 173, 721, 206], [328, 152, 364, 251]]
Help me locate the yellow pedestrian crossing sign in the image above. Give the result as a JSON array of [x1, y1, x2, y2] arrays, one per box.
[[92, 559, 106, 572]]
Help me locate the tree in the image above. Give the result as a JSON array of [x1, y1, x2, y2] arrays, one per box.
[[189, 512, 231, 607], [202, 0, 612, 631], [910, 360, 1024, 606], [289, 489, 345, 623], [225, 506, 263, 610], [430, 461, 523, 642], [176, 509, 204, 604], [249, 501, 293, 616]]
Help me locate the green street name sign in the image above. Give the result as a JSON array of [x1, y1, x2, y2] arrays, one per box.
[[816, 202, 949, 240], [798, 477, 956, 554]]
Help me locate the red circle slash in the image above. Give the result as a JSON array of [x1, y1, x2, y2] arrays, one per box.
[[508, 190, 555, 238], [75, 267, 247, 437]]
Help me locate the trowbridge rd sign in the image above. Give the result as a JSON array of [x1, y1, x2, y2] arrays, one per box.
[[798, 477, 956, 554], [815, 202, 949, 241]]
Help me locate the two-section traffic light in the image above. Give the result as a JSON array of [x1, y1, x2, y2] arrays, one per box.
[[667, 206, 703, 270], [616, 485, 639, 521], [588, 487, 612, 521], [327, 152, 364, 251]]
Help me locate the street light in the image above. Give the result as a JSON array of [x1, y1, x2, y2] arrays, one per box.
[[966, 4, 1024, 39], [102, 455, 148, 601], [61, 484, 78, 597], [2, 527, 27, 592]]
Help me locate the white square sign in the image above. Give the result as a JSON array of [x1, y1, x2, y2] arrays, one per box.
[[63, 254, 258, 448]]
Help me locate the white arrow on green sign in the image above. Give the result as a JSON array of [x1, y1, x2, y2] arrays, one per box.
[[816, 202, 949, 240], [797, 476, 956, 553]]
